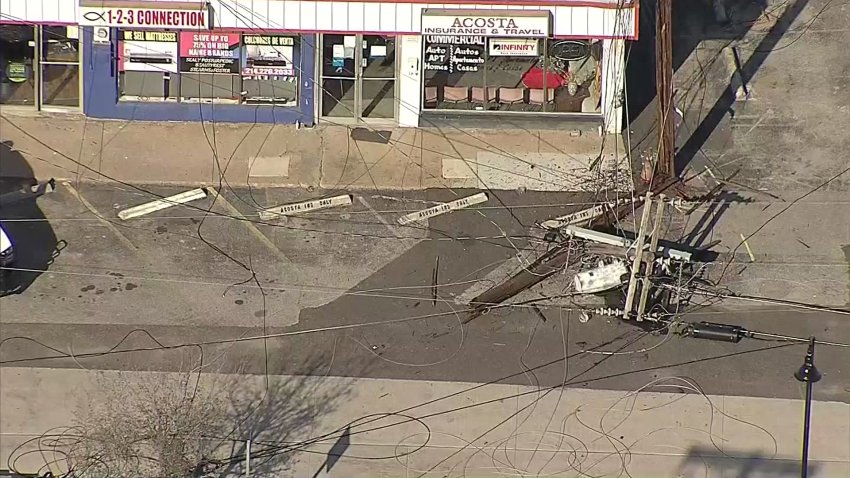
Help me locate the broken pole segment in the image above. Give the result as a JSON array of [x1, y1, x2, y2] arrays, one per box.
[[397, 192, 488, 226], [118, 187, 208, 220], [259, 194, 353, 221], [563, 225, 692, 262], [467, 242, 573, 321], [465, 177, 681, 322]]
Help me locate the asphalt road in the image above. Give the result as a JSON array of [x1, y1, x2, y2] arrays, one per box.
[[1, 181, 849, 403]]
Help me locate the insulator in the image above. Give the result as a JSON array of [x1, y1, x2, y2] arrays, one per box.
[[591, 307, 625, 318], [690, 322, 746, 343]]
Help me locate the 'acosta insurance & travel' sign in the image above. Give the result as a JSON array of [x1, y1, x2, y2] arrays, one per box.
[[79, 1, 211, 29], [421, 11, 550, 38]]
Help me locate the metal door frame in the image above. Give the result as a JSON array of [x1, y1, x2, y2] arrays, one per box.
[[37, 25, 83, 111], [317, 34, 398, 124]]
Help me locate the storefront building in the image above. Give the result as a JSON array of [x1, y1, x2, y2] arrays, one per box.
[[1, 0, 636, 131]]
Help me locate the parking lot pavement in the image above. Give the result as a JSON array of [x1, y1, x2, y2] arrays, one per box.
[[0, 181, 580, 329], [2, 181, 850, 403]]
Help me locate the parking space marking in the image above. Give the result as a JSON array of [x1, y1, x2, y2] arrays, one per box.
[[213, 193, 296, 268], [63, 182, 138, 251], [357, 196, 407, 239]]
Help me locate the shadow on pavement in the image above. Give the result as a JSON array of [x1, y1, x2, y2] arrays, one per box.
[[675, 0, 809, 175], [213, 355, 356, 476], [627, 1, 796, 174], [677, 446, 817, 477], [310, 425, 351, 478], [6, 351, 355, 477], [681, 189, 750, 250], [0, 140, 60, 295]]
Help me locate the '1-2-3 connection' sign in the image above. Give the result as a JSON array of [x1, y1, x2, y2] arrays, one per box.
[[79, 2, 210, 29]]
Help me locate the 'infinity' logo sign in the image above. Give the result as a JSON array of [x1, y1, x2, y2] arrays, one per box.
[[83, 11, 108, 22]]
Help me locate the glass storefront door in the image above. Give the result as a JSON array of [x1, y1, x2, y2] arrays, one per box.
[[0, 25, 80, 109], [361, 35, 395, 119], [0, 25, 36, 105], [319, 34, 396, 121], [320, 34, 357, 117], [40, 26, 80, 107]]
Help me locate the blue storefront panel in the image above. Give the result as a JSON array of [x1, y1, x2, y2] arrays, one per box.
[[82, 27, 315, 124]]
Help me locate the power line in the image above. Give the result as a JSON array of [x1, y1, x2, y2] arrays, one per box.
[[1, 117, 545, 250]]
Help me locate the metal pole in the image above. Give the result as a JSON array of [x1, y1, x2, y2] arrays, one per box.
[[801, 379, 813, 478], [246, 439, 251, 476], [655, 0, 675, 178], [794, 337, 821, 478]]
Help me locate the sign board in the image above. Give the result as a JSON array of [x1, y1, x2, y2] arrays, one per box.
[[397, 193, 488, 225], [121, 30, 178, 73], [79, 1, 210, 29], [423, 36, 484, 74], [179, 32, 240, 74], [489, 38, 538, 57], [5, 63, 28, 83], [242, 35, 296, 77], [549, 40, 591, 62], [259, 195, 353, 221], [421, 11, 549, 38]]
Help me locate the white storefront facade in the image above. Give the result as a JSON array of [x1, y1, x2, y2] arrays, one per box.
[[1, 0, 637, 131]]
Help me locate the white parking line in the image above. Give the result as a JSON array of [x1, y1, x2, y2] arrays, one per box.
[[213, 192, 295, 267], [64, 182, 137, 251], [357, 196, 406, 238]]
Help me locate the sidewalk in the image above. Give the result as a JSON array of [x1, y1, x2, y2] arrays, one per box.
[[3, 367, 848, 477], [1, 111, 631, 193]]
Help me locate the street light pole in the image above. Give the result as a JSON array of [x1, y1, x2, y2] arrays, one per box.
[[794, 337, 821, 478]]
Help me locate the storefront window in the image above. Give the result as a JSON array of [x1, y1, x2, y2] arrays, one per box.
[[41, 26, 80, 107], [423, 37, 603, 114], [549, 40, 603, 113], [119, 30, 179, 101], [117, 31, 299, 106], [0, 25, 36, 105], [179, 31, 240, 102], [241, 34, 298, 106], [422, 35, 485, 110]]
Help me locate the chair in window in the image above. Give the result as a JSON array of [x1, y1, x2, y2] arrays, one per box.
[[471, 87, 498, 105], [582, 95, 600, 113], [497, 88, 524, 109], [443, 86, 469, 104], [528, 88, 556, 106], [424, 87, 438, 108]]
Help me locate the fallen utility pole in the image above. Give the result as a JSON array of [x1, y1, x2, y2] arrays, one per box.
[[563, 225, 692, 262], [623, 193, 668, 321], [467, 176, 681, 322], [467, 241, 573, 321], [623, 192, 654, 320]]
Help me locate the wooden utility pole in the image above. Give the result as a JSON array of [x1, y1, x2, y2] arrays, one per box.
[[656, 0, 675, 178]]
